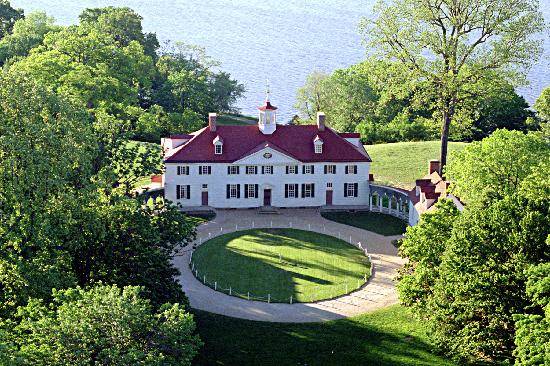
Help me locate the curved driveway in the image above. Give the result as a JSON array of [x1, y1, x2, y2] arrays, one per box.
[[173, 208, 404, 322]]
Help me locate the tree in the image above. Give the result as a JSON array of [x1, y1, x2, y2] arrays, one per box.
[[361, 0, 545, 174], [513, 261, 550, 366], [294, 71, 329, 120], [397, 132, 550, 363], [445, 129, 549, 204], [79, 6, 159, 59], [0, 71, 96, 317], [534, 86, 550, 123], [0, 0, 23, 39], [2, 284, 202, 365], [0, 12, 58, 65]]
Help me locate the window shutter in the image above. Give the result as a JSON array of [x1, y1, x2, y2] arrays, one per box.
[[227, 166, 230, 174], [311, 166, 315, 174], [295, 184, 299, 199], [295, 167, 298, 174], [324, 165, 327, 174], [198, 167, 202, 175], [302, 166, 305, 174], [244, 184, 249, 198], [311, 184, 315, 197], [237, 184, 240, 198], [255, 184, 258, 198], [354, 183, 358, 197], [236, 166, 240, 174], [208, 166, 212, 174], [177, 166, 181, 175], [285, 184, 289, 198], [176, 185, 181, 199], [254, 166, 258, 174], [344, 183, 348, 197], [226, 185, 230, 199], [262, 166, 265, 174], [186, 185, 191, 199], [301, 184, 305, 198], [345, 166, 349, 174], [354, 165, 358, 174], [286, 166, 289, 174]]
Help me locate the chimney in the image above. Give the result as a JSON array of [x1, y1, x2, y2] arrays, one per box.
[[209, 113, 217, 132], [317, 112, 326, 131], [429, 159, 440, 175]]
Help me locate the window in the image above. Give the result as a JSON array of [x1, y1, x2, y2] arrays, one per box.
[[177, 166, 189, 175], [326, 182, 333, 189], [226, 184, 240, 199], [301, 183, 315, 198], [246, 166, 258, 175], [344, 183, 359, 197], [176, 185, 190, 199], [315, 144, 323, 154], [286, 165, 298, 174], [262, 166, 273, 174], [199, 166, 211, 175], [244, 184, 258, 198], [215, 144, 222, 154], [345, 165, 358, 174], [302, 165, 314, 174], [285, 184, 299, 198], [227, 166, 240, 175], [324, 165, 336, 174], [202, 184, 208, 190]]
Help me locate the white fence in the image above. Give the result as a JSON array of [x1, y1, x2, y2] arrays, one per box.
[[187, 220, 374, 304]]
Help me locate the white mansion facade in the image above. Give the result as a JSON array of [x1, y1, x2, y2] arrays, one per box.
[[161, 96, 372, 209]]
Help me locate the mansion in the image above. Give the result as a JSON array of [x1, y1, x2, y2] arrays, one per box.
[[161, 95, 372, 209], [159, 95, 460, 226]]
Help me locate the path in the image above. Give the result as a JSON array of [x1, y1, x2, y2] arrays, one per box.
[[172, 208, 404, 322]]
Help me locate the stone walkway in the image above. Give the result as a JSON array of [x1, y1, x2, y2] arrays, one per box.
[[172, 208, 404, 322]]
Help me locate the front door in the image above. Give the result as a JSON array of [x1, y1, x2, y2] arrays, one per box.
[[326, 190, 333, 205], [201, 191, 208, 206], [263, 189, 271, 206]]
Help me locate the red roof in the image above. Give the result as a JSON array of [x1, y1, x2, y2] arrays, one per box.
[[339, 133, 361, 138], [170, 134, 194, 139], [258, 101, 278, 111], [165, 125, 371, 163]]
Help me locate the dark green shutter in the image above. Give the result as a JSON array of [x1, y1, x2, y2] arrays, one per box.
[[354, 183, 358, 197], [237, 184, 240, 198], [344, 183, 348, 197], [176, 185, 181, 199], [226, 185, 230, 198], [311, 166, 315, 174], [255, 184, 258, 198], [301, 184, 305, 198], [345, 166, 349, 174], [294, 184, 299, 199], [244, 184, 249, 198]]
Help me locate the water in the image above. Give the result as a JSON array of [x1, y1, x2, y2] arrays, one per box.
[[11, 0, 550, 122]]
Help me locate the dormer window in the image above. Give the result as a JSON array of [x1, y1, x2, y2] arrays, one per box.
[[314, 135, 323, 154], [213, 135, 223, 155]]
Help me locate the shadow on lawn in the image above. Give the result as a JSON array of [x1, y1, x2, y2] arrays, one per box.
[[192, 306, 456, 366], [192, 229, 370, 301]]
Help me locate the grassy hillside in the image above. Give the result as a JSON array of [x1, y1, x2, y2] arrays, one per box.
[[193, 305, 455, 366], [217, 114, 257, 125], [366, 141, 468, 189]]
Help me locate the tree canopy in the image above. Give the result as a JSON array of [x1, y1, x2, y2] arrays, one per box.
[[1, 285, 202, 366], [397, 130, 550, 363]]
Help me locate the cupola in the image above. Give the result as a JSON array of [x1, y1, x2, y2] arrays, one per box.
[[258, 85, 277, 135]]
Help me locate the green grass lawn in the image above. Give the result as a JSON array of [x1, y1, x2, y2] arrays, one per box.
[[191, 229, 370, 303], [321, 211, 407, 236], [192, 304, 455, 366], [217, 113, 257, 125], [366, 141, 468, 189]]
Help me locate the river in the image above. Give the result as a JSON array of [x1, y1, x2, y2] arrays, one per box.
[[12, 0, 550, 121]]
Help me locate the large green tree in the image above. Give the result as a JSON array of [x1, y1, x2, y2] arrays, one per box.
[[361, 0, 544, 174], [397, 131, 550, 363], [0, 72, 96, 317], [445, 129, 549, 204], [2, 284, 201, 366]]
